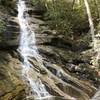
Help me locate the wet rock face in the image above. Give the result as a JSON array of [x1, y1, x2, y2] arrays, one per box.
[[0, 0, 19, 47], [0, 2, 25, 99], [0, 51, 26, 100]]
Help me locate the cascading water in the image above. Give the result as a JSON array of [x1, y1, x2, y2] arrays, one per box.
[[17, 0, 50, 99], [16, 0, 97, 99]]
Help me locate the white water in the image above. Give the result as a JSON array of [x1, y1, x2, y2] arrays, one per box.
[[17, 0, 50, 99]]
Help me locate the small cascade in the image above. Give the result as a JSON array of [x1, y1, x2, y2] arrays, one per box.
[[17, 0, 50, 99]]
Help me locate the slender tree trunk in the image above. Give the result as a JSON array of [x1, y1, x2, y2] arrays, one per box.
[[83, 0, 95, 49]]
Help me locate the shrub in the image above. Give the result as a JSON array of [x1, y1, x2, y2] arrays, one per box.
[[32, 0, 99, 37], [43, 0, 89, 37]]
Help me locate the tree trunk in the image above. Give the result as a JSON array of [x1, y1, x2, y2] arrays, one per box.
[[83, 0, 95, 49]]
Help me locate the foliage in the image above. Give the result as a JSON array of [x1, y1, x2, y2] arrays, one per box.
[[31, 0, 100, 37], [88, 0, 100, 26], [43, 0, 89, 36], [44, 0, 73, 36]]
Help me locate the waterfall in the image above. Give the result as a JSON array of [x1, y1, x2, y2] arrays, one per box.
[[84, 0, 95, 48], [17, 0, 50, 99]]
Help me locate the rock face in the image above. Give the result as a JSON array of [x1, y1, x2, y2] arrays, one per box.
[[0, 0, 19, 48], [0, 1, 25, 100], [0, 50, 26, 100], [0, 0, 99, 100]]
